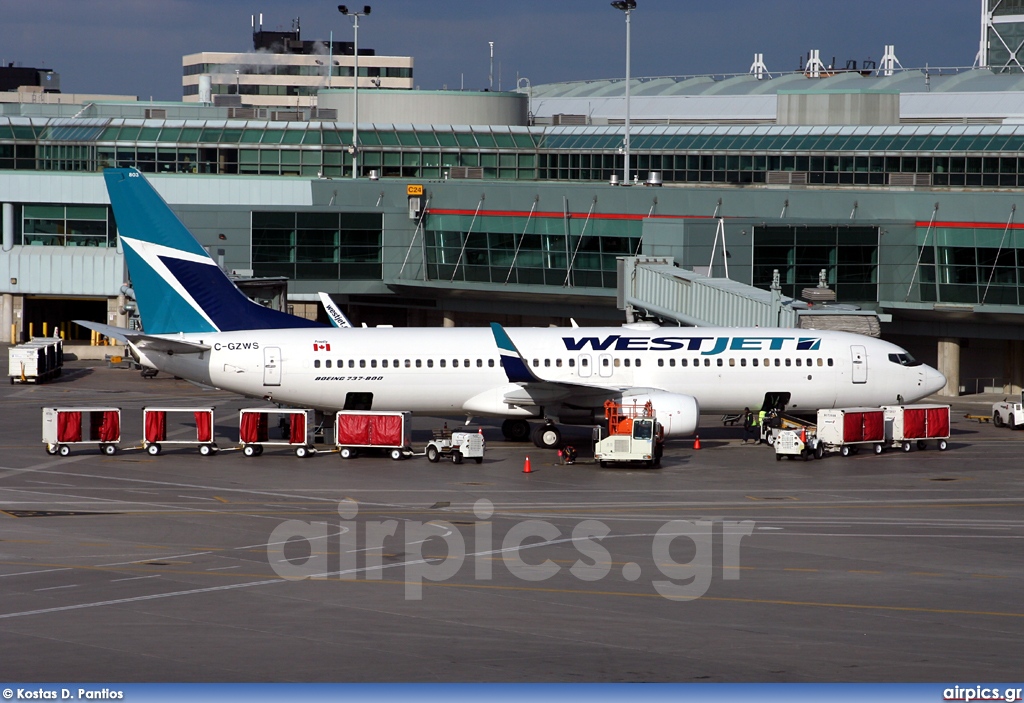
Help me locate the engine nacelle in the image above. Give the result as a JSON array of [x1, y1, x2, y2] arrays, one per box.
[[622, 391, 700, 438]]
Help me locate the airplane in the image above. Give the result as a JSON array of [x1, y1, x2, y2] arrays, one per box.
[[319, 292, 354, 328], [78, 168, 947, 449]]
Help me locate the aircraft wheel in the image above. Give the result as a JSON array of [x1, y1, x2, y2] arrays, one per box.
[[243, 445, 257, 457], [426, 445, 440, 463], [103, 444, 117, 456], [840, 445, 851, 457], [874, 443, 883, 455], [531, 423, 562, 450], [501, 419, 531, 442], [453, 452, 463, 464], [902, 441, 912, 453], [46, 444, 58, 456], [938, 439, 948, 451], [295, 446, 308, 458], [59, 444, 71, 457], [340, 447, 354, 459], [994, 411, 1004, 428], [390, 448, 404, 461], [147, 443, 161, 456]]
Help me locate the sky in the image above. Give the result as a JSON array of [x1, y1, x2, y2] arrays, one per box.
[[2, 0, 983, 102]]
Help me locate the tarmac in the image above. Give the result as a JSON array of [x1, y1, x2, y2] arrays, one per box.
[[1, 359, 1022, 682]]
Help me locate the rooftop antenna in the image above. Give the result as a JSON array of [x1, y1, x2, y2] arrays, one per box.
[[805, 49, 826, 77], [749, 52, 769, 80], [489, 41, 494, 90], [880, 44, 902, 76]]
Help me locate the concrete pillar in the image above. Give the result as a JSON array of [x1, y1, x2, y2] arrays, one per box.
[[937, 337, 961, 397], [1, 294, 12, 343], [442, 310, 456, 328], [1006, 339, 1024, 395], [2, 203, 13, 251]]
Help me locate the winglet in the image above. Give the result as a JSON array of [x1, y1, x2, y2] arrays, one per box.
[[319, 292, 353, 328], [490, 322, 539, 383]]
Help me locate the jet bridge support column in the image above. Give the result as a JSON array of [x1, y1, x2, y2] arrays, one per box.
[[1006, 340, 1024, 395], [937, 337, 960, 397]]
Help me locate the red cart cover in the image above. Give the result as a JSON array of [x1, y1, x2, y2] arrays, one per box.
[[57, 411, 82, 443], [862, 411, 884, 441], [195, 411, 213, 443], [290, 413, 306, 444], [842, 410, 883, 442], [240, 412, 269, 443], [926, 406, 950, 438], [90, 411, 119, 442], [145, 411, 167, 443], [371, 414, 403, 446], [903, 408, 927, 439], [337, 414, 371, 445]]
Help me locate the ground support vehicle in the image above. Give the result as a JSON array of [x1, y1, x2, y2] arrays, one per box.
[[10, 337, 63, 384], [43, 407, 120, 456], [425, 426, 485, 464], [815, 407, 885, 457], [991, 393, 1024, 429], [760, 411, 814, 446], [336, 410, 414, 460], [143, 407, 218, 456], [593, 400, 665, 468], [239, 407, 315, 458], [774, 426, 818, 461], [882, 404, 950, 451]]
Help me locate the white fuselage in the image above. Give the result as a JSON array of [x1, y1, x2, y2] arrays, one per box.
[[142, 326, 946, 420]]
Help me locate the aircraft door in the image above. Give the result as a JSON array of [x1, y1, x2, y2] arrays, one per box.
[[598, 353, 613, 378], [263, 346, 281, 386], [578, 354, 592, 378], [851, 345, 867, 384]]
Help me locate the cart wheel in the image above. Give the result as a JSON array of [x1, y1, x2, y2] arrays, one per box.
[[917, 440, 927, 450], [840, 445, 851, 457], [58, 444, 70, 457], [874, 443, 883, 455], [426, 446, 439, 463], [254, 445, 264, 456], [340, 447, 354, 459], [390, 448, 404, 461], [295, 446, 308, 458], [199, 444, 213, 456], [814, 444, 824, 460], [243, 445, 257, 457], [453, 452, 463, 464], [803, 449, 811, 461], [775, 453, 782, 461], [146, 443, 160, 456], [938, 439, 948, 451], [45, 443, 58, 455], [902, 441, 912, 453], [474, 457, 483, 464], [103, 444, 117, 456]]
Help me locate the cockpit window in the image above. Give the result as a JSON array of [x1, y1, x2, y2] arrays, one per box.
[[888, 352, 922, 367]]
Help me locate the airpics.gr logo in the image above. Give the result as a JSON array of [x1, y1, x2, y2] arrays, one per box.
[[561, 335, 822, 355]]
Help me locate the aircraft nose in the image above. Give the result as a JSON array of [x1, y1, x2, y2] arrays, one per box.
[[923, 365, 947, 396]]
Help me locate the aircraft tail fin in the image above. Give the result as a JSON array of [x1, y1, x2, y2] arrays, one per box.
[[103, 168, 322, 334], [319, 292, 353, 328], [490, 322, 541, 384]]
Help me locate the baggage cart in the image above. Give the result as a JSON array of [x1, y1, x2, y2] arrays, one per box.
[[882, 404, 950, 452], [43, 407, 121, 456], [143, 407, 218, 456], [10, 337, 63, 384], [335, 410, 413, 460], [816, 407, 885, 457], [239, 407, 315, 457]]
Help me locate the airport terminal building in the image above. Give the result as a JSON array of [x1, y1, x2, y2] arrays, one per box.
[[7, 35, 1024, 396]]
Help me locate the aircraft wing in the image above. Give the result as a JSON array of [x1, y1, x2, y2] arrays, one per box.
[[73, 320, 210, 355]]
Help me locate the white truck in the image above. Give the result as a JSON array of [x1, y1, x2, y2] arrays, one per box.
[[425, 428, 485, 464], [594, 400, 664, 468], [992, 393, 1024, 429]]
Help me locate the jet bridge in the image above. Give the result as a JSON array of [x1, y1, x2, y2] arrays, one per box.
[[618, 256, 881, 335]]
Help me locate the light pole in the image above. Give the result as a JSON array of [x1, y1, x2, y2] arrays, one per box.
[[339, 5, 371, 179], [611, 0, 635, 184]]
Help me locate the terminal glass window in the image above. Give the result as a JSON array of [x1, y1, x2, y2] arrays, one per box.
[[752, 225, 878, 301], [22, 205, 116, 247], [252, 211, 383, 280]]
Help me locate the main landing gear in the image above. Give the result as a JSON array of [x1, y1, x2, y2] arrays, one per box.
[[500, 419, 563, 449], [501, 419, 531, 442]]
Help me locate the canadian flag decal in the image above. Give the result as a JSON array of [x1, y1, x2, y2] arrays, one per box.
[[313, 342, 331, 351]]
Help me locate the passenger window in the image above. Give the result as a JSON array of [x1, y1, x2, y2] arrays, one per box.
[[729, 358, 735, 367], [556, 359, 562, 367], [704, 359, 711, 367], [817, 358, 823, 367], [477, 359, 483, 368], [602, 358, 609, 367], [314, 359, 321, 368], [827, 358, 834, 366], [794, 359, 800, 367], [488, 359, 495, 367], [669, 358, 676, 367], [614, 358, 621, 367], [753, 358, 758, 367], [624, 359, 631, 367], [740, 358, 747, 367], [453, 359, 459, 368], [360, 360, 366, 368], [658, 358, 664, 367], [544, 359, 550, 367], [349, 360, 355, 368], [405, 360, 411, 368], [371, 360, 377, 368], [440, 359, 446, 368], [464, 359, 470, 368], [774, 359, 781, 367], [426, 360, 433, 368], [716, 359, 723, 367], [381, 360, 388, 368], [326, 360, 332, 368], [635, 359, 641, 367], [582, 358, 589, 367], [681, 359, 687, 367], [533, 359, 539, 367]]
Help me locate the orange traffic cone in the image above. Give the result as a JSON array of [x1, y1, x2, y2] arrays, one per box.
[[523, 455, 533, 473], [693, 435, 701, 450]]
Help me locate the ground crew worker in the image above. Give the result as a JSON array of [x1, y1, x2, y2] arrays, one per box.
[[742, 407, 756, 444]]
